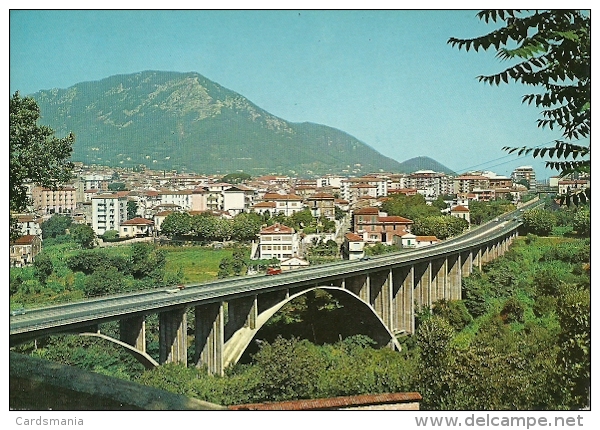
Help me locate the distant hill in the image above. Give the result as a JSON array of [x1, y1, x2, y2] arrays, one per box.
[[397, 156, 455, 175], [31, 70, 411, 176]]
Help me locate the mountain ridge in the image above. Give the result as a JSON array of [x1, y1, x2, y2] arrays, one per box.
[[31, 70, 454, 176]]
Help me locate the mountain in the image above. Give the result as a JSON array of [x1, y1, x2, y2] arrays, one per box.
[[31, 70, 410, 176], [397, 156, 455, 175]]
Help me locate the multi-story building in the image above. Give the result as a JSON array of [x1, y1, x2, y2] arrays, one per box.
[[511, 166, 537, 191], [453, 175, 490, 194], [223, 186, 248, 215], [262, 193, 305, 216], [92, 194, 128, 236], [32, 186, 78, 215], [306, 192, 336, 220], [159, 190, 193, 211], [340, 176, 388, 204], [352, 207, 413, 244], [10, 235, 42, 267], [341, 232, 365, 260], [119, 217, 154, 238], [15, 214, 43, 237], [558, 179, 589, 196], [450, 205, 471, 223], [81, 174, 111, 191], [255, 223, 300, 261]]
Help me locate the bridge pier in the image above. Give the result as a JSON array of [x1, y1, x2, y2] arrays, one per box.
[[119, 315, 146, 352], [257, 290, 289, 314], [392, 265, 414, 334], [159, 308, 187, 365], [195, 302, 224, 375], [370, 270, 393, 331], [345, 274, 369, 302], [414, 262, 432, 312], [431, 257, 446, 305], [447, 254, 462, 300], [225, 295, 258, 341]]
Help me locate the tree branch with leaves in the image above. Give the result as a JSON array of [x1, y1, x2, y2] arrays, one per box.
[[448, 10, 590, 205]]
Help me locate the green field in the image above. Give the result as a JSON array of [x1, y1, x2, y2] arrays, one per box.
[[9, 242, 243, 307], [162, 245, 236, 284]]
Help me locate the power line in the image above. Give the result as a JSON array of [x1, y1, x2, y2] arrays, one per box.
[[453, 138, 587, 174]]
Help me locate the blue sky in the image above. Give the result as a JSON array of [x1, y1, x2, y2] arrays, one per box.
[[9, 8, 589, 179]]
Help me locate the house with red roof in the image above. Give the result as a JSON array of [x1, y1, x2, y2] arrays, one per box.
[[119, 217, 154, 238], [261, 193, 305, 217], [10, 235, 42, 267], [341, 232, 366, 260], [253, 223, 300, 261], [352, 207, 413, 244], [450, 205, 471, 224]]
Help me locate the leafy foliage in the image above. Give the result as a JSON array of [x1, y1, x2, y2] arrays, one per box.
[[468, 200, 516, 225], [10, 92, 74, 241], [449, 10, 590, 205], [380, 193, 440, 221], [33, 253, 54, 285], [521, 208, 557, 236], [412, 215, 468, 239], [69, 224, 96, 249], [41, 214, 73, 239]]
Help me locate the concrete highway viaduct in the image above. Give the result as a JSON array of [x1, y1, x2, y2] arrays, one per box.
[[10, 215, 523, 376]]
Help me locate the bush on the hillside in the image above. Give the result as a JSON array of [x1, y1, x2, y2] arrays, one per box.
[[432, 299, 473, 331]]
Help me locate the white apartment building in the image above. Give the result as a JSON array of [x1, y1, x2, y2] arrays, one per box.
[[262, 193, 305, 217], [159, 190, 193, 211], [92, 194, 128, 235], [256, 223, 300, 261], [511, 166, 537, 191]]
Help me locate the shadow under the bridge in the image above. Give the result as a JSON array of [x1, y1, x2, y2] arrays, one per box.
[[237, 288, 393, 364]]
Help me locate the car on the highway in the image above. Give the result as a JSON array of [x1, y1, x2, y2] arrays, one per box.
[[10, 308, 26, 316], [165, 284, 186, 293]]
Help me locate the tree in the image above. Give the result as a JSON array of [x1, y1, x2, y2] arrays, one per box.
[[556, 285, 590, 408], [108, 182, 126, 191], [69, 224, 96, 249], [83, 267, 126, 297], [191, 212, 218, 241], [126, 200, 138, 220], [231, 212, 262, 242], [41, 214, 72, 239], [415, 316, 455, 410], [10, 92, 75, 241], [522, 208, 557, 236], [412, 215, 468, 240], [33, 253, 54, 285], [221, 172, 251, 184], [572, 207, 590, 236], [160, 212, 192, 238], [130, 242, 167, 281], [380, 193, 439, 221], [449, 10, 590, 205], [252, 336, 327, 401]]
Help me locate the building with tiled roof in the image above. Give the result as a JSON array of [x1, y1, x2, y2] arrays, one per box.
[[352, 208, 413, 245], [119, 217, 154, 238], [342, 232, 365, 260], [306, 192, 336, 220], [450, 205, 470, 223], [10, 235, 42, 267], [261, 193, 305, 217], [254, 223, 299, 261]]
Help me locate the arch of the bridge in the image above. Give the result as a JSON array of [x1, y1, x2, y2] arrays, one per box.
[[79, 332, 159, 370], [223, 285, 402, 368]]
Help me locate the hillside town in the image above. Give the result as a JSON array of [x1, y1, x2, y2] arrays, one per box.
[[11, 161, 588, 268]]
